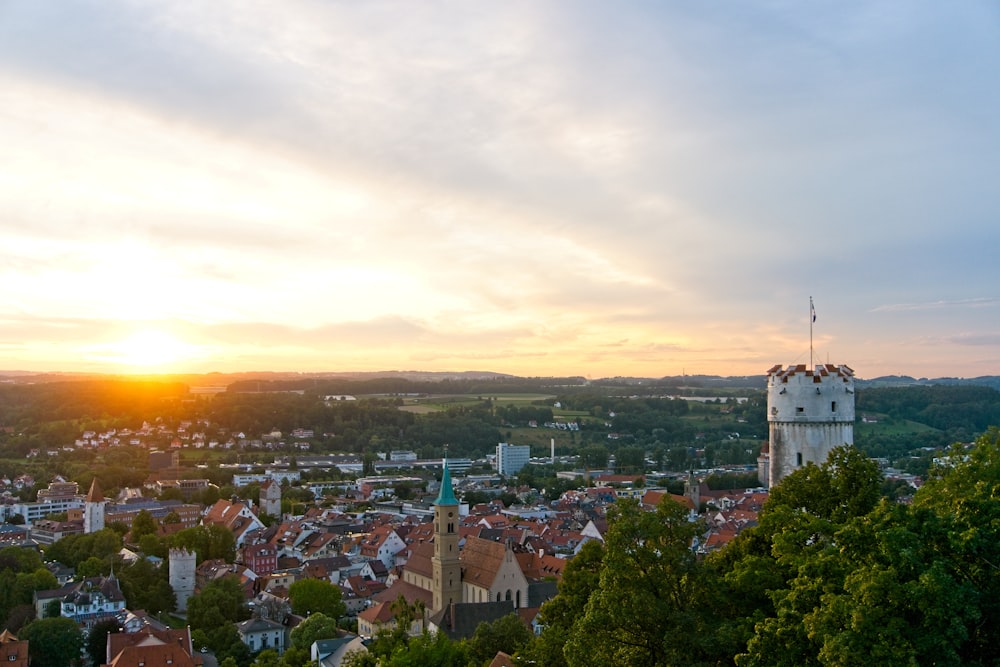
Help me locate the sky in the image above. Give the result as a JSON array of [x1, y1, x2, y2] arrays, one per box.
[[2, 1, 999, 380]]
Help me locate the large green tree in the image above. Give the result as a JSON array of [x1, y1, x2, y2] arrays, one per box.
[[732, 435, 1000, 666], [0, 547, 58, 630], [523, 539, 604, 667], [911, 427, 1000, 664], [466, 613, 534, 665], [43, 528, 122, 569], [21, 616, 84, 667], [288, 578, 346, 619], [169, 524, 236, 564], [765, 445, 882, 524], [563, 496, 719, 666], [129, 509, 158, 542], [187, 575, 250, 632], [85, 618, 120, 667], [289, 612, 340, 650], [118, 556, 177, 615]]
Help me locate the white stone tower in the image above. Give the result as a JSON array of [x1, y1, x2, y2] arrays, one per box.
[[169, 547, 197, 612], [84, 478, 105, 534], [765, 363, 855, 486]]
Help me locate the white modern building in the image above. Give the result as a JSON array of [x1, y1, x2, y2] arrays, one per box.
[[496, 442, 531, 476], [7, 498, 85, 526], [232, 469, 302, 487]]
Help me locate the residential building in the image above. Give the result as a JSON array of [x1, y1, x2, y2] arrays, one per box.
[[104, 627, 198, 666], [241, 543, 279, 577], [311, 634, 367, 667], [34, 576, 126, 631], [0, 630, 28, 667], [237, 617, 286, 655], [202, 499, 266, 547]]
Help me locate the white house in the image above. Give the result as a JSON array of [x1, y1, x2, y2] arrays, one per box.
[[237, 617, 287, 655]]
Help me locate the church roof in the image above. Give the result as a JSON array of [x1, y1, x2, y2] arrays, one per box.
[[429, 601, 515, 640], [460, 536, 509, 589], [402, 541, 434, 579], [434, 459, 458, 506]]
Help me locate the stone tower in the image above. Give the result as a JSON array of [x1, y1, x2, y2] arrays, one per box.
[[765, 363, 855, 486], [260, 479, 281, 518], [683, 472, 700, 512], [431, 458, 462, 613], [84, 478, 105, 534], [169, 548, 197, 612]]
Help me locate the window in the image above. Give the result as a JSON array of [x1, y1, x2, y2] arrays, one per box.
[[831, 401, 837, 412], [796, 453, 803, 466], [796, 407, 805, 414]]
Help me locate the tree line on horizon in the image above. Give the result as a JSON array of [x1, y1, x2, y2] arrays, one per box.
[[1, 378, 999, 485]]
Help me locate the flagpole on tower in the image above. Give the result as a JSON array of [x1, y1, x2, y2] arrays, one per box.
[[809, 297, 815, 369]]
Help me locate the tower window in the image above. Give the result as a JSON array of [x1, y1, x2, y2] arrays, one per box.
[[831, 401, 837, 412], [796, 452, 803, 466], [796, 407, 804, 414]]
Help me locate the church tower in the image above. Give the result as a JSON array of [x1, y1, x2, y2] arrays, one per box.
[[431, 457, 462, 613], [766, 363, 855, 486], [84, 478, 105, 534]]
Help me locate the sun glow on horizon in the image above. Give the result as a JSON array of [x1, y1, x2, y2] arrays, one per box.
[[86, 330, 209, 371]]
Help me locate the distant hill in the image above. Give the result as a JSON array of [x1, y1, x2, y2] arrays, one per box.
[[859, 375, 1000, 392], [2, 369, 998, 393]]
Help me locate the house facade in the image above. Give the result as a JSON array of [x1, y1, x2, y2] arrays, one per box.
[[237, 617, 287, 655]]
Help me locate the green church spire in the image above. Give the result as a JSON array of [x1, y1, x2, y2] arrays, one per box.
[[435, 456, 458, 506]]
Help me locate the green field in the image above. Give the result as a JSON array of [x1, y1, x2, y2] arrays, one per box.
[[397, 392, 556, 413], [855, 414, 940, 436]]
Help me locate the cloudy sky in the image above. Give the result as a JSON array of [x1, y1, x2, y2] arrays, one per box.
[[2, 1, 998, 379]]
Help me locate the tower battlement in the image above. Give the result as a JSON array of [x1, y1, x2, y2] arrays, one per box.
[[767, 364, 855, 424]]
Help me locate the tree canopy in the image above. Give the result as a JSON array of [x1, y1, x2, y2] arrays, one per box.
[[20, 617, 84, 667], [288, 577, 346, 619]]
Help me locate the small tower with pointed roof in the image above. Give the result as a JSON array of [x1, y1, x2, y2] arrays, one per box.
[[260, 478, 281, 518], [84, 478, 105, 534], [431, 455, 462, 613]]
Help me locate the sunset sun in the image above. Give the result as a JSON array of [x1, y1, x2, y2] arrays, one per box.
[[94, 330, 205, 371]]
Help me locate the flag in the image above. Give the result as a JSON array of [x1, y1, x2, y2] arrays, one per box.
[[810, 298, 816, 323]]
